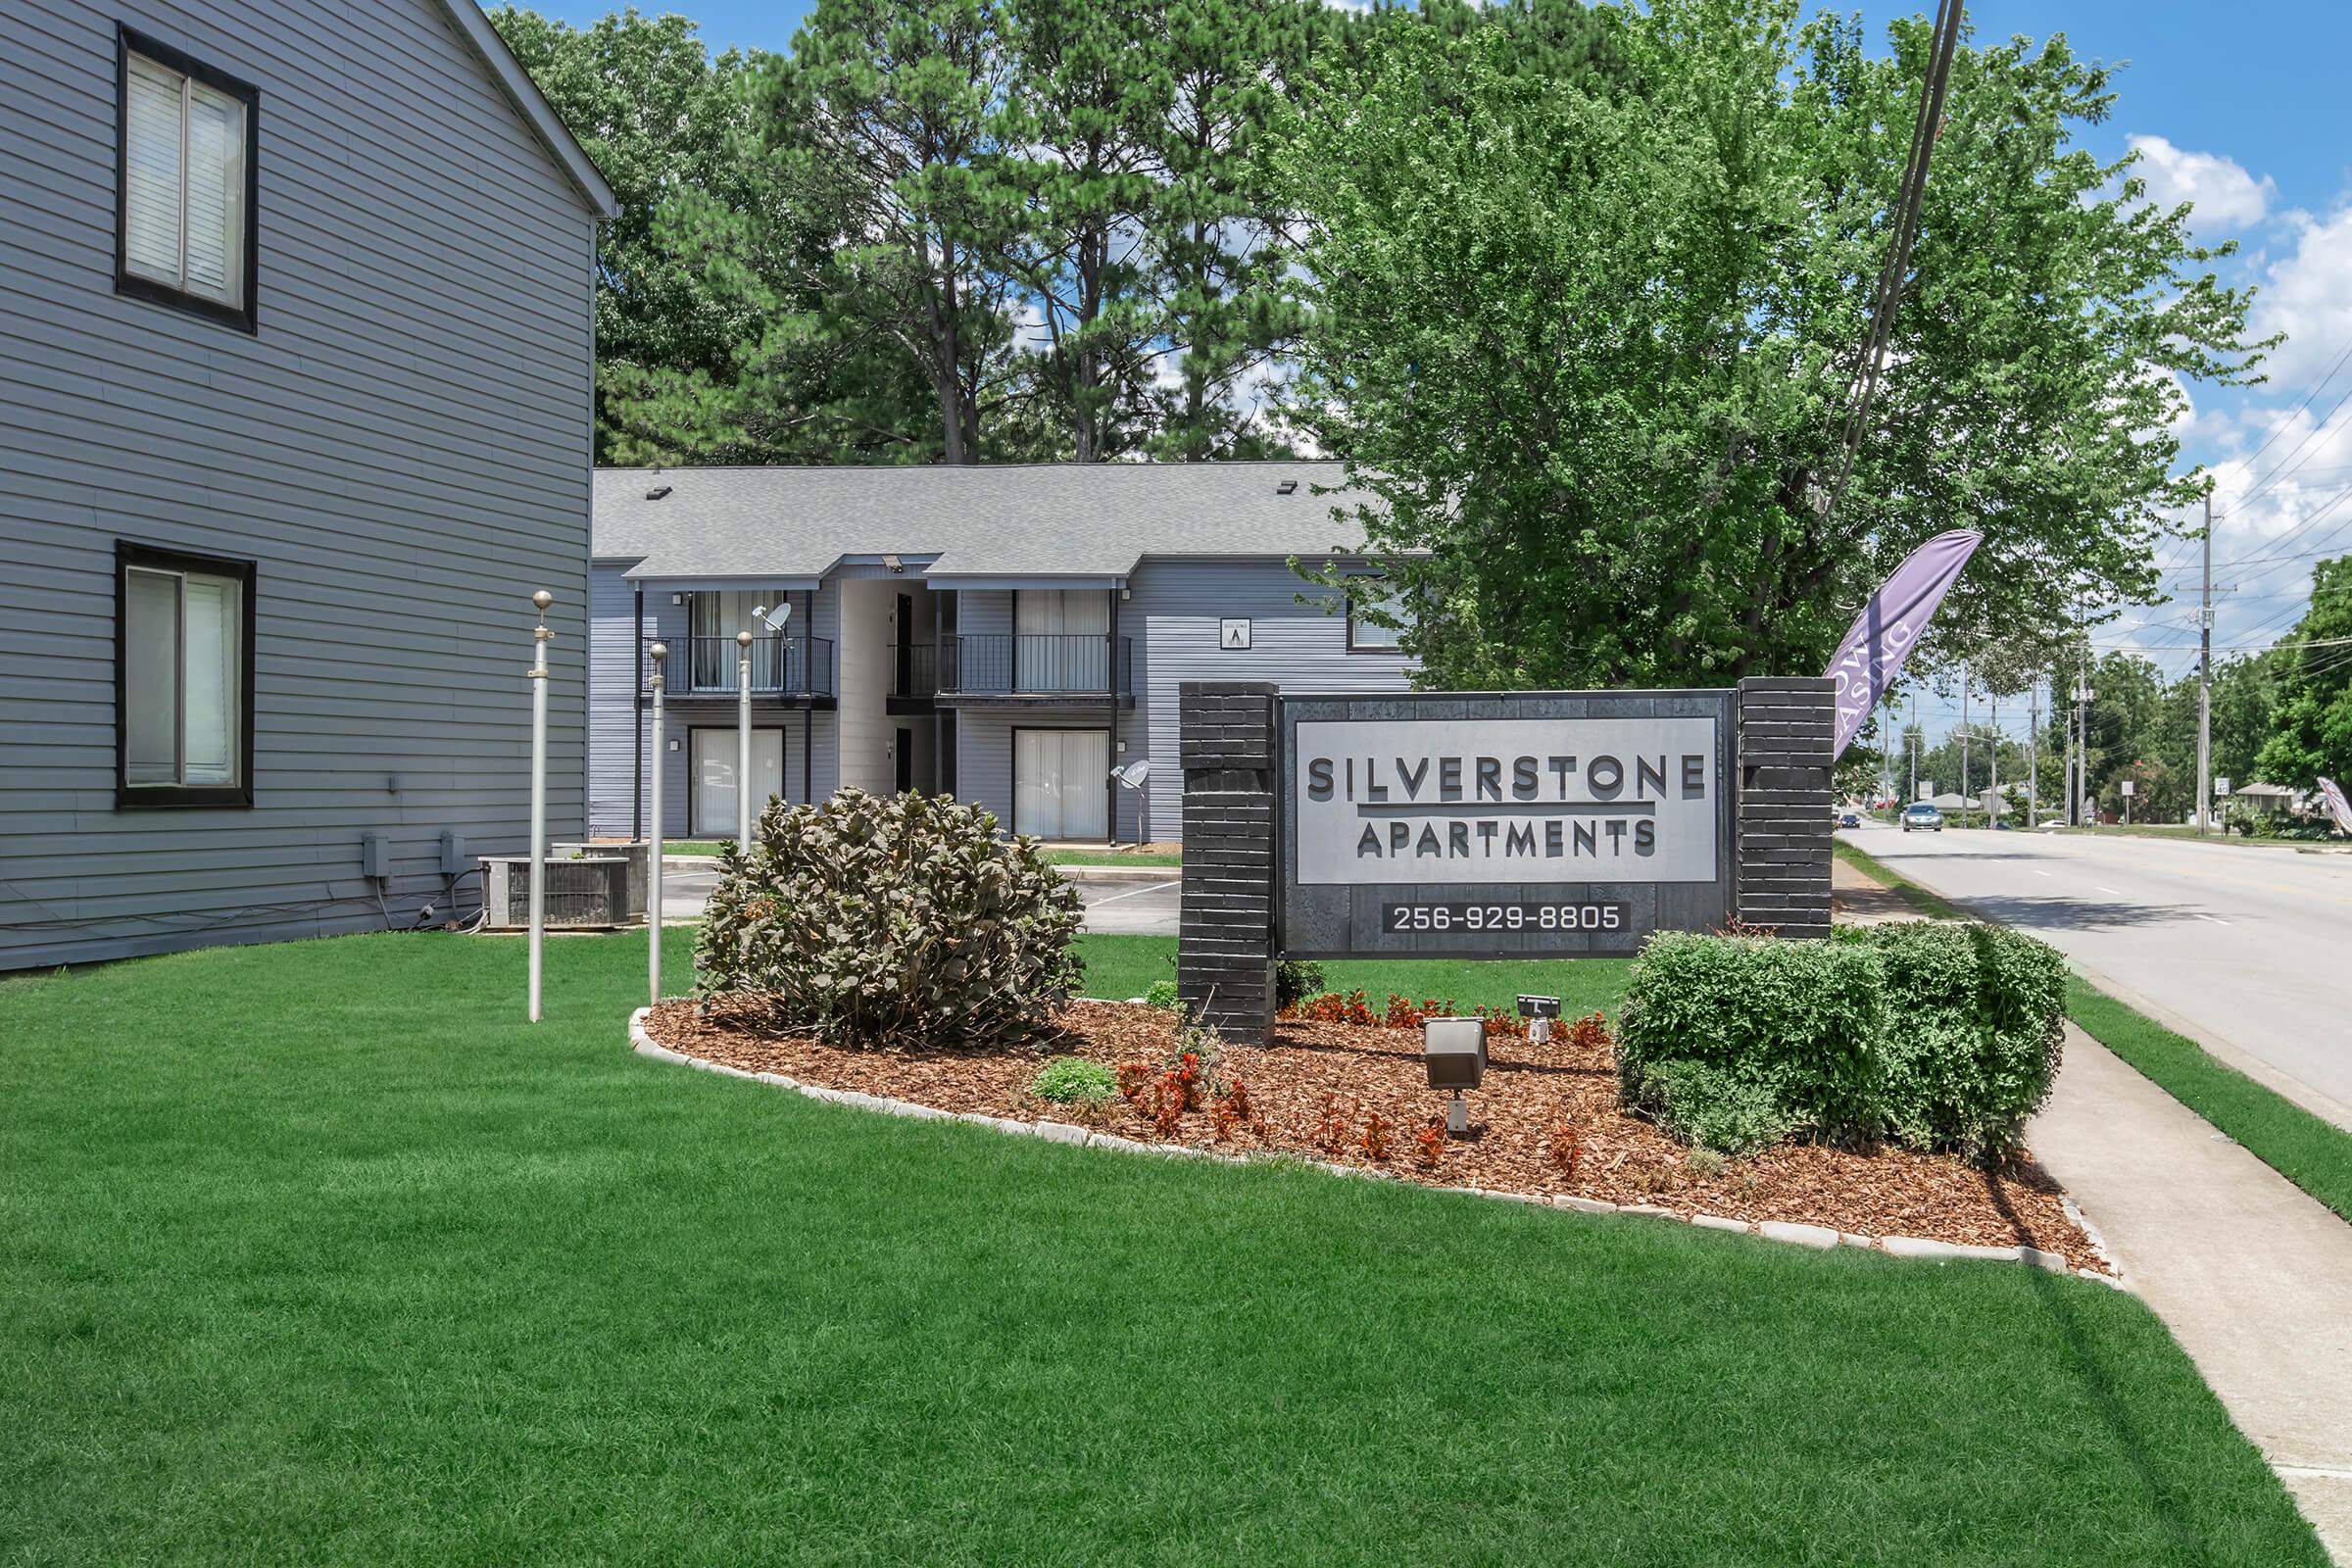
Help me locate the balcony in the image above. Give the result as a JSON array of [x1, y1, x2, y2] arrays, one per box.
[[939, 634, 1133, 699], [675, 633, 835, 698], [889, 642, 941, 700]]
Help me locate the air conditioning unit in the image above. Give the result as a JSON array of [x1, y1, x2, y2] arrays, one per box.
[[479, 856, 632, 930]]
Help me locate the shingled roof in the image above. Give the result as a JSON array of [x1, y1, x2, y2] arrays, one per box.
[[593, 462, 1380, 583]]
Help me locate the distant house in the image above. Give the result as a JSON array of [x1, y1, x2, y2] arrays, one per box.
[[1, 1, 614, 969], [589, 463, 1417, 844]]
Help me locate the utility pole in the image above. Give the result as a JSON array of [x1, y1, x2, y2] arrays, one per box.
[[2028, 677, 2039, 829], [2197, 492, 2214, 836], [1909, 691, 1920, 803], [1988, 688, 1999, 822], [2074, 652, 2091, 827], [1959, 662, 1971, 808]]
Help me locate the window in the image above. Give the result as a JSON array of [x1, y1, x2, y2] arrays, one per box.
[[117, 542, 255, 807], [1013, 729, 1110, 840], [1348, 575, 1409, 652], [117, 28, 259, 331]]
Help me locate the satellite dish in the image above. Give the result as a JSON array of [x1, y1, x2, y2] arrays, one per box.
[[1114, 760, 1152, 789], [752, 603, 792, 633]]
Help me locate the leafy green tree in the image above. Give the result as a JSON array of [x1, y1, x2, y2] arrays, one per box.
[[489, 8, 762, 461], [1143, 0, 1327, 460], [2255, 557, 2352, 787], [1272, 2, 2269, 690], [991, 0, 1173, 461], [763, 0, 1027, 465]]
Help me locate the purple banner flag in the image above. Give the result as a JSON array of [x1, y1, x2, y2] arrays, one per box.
[[1825, 529, 1984, 760], [2320, 777, 2352, 837]]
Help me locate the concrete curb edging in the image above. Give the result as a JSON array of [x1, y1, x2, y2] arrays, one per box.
[[627, 1009, 2116, 1282]]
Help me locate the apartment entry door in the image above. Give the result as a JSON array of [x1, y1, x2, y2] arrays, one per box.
[[692, 728, 784, 837], [1013, 728, 1108, 841]]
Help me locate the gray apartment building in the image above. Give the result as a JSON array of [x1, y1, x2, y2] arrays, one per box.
[[1, 0, 613, 968], [590, 463, 1417, 845]]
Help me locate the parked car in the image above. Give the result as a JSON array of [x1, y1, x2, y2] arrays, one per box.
[[1838, 810, 1862, 828], [1901, 803, 1944, 832]]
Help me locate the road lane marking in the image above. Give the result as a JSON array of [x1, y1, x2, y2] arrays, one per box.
[[2196, 911, 2233, 925], [2096, 886, 2124, 896], [2033, 869, 2053, 878]]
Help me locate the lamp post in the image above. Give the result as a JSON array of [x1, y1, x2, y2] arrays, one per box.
[[648, 640, 666, 1004], [1423, 1016, 1488, 1134], [526, 589, 552, 1023], [735, 628, 754, 852]]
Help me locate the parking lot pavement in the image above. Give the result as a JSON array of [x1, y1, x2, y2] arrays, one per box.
[[653, 865, 1181, 937], [1076, 876, 1182, 935]]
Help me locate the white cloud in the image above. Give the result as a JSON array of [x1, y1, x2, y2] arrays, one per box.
[[2246, 205, 2352, 392], [2126, 134, 2276, 230]]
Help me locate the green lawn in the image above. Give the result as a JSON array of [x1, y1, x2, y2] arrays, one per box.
[[1044, 848, 1184, 867], [0, 934, 2324, 1565], [1075, 933, 1632, 1015], [1834, 838, 2352, 1226]]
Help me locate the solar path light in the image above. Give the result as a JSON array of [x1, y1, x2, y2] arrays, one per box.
[[1518, 993, 1563, 1045], [1423, 1015, 1487, 1134]]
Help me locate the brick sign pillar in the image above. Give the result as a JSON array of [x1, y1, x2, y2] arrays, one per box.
[[1176, 681, 1279, 1044], [1735, 676, 1835, 938]]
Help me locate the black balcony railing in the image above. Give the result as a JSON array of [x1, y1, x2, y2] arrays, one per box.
[[889, 642, 941, 699], [943, 633, 1133, 696], [677, 633, 835, 697]]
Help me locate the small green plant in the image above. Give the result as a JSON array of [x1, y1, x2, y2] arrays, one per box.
[[1275, 958, 1326, 1010], [1144, 979, 1180, 1010], [1685, 1147, 1729, 1180], [1032, 1056, 1119, 1105]]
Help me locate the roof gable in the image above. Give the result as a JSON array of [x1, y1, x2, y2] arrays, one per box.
[[431, 1, 616, 218]]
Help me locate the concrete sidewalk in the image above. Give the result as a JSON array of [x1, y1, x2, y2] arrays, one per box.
[[2033, 1027, 2352, 1559]]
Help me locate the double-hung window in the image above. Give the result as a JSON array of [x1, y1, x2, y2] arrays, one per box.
[[118, 28, 259, 330], [1347, 575, 1410, 652], [118, 543, 255, 807]]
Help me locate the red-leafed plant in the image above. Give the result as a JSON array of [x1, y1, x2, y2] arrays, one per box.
[[1166, 1050, 1206, 1110], [1360, 1108, 1394, 1162], [1411, 1117, 1446, 1169], [1564, 1010, 1613, 1053], [1152, 1073, 1186, 1138], [1220, 1076, 1254, 1123], [1115, 1061, 1155, 1102], [1309, 1093, 1354, 1154], [1547, 1118, 1582, 1181]]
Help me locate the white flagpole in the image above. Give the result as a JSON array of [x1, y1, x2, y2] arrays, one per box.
[[648, 641, 666, 1004], [735, 628, 754, 851], [527, 589, 552, 1023]]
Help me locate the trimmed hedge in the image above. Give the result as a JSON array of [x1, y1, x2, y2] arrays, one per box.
[[1616, 923, 2065, 1159]]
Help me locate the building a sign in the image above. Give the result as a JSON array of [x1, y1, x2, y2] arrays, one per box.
[[1280, 694, 1736, 959], [1175, 679, 1833, 1044]]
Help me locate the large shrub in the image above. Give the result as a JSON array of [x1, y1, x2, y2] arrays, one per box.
[[1615, 924, 2065, 1159], [693, 789, 1084, 1049], [1853, 923, 2068, 1158], [1616, 933, 1891, 1150]]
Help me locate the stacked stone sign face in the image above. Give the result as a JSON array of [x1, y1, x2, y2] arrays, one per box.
[[1176, 678, 1836, 1045]]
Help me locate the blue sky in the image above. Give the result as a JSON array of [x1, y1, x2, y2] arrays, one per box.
[[537, 2, 2352, 742]]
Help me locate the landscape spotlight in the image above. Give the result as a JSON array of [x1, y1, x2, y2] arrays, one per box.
[[1517, 994, 1563, 1045], [1423, 1016, 1487, 1134]]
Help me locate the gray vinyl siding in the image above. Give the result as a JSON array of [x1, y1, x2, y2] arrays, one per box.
[[0, 0, 599, 968], [591, 568, 842, 839], [1128, 560, 1416, 842]]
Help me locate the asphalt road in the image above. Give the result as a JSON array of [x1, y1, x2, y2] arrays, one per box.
[[657, 865, 1184, 937], [1844, 820, 2352, 1129]]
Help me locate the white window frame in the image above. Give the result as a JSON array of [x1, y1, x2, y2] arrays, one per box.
[[117, 27, 259, 332], [1347, 574, 1409, 653]]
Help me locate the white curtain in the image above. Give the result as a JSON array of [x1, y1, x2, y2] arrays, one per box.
[[1014, 730, 1108, 839], [123, 569, 178, 783], [181, 577, 238, 783]]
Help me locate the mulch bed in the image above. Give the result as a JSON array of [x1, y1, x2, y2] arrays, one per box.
[[645, 999, 2094, 1260]]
